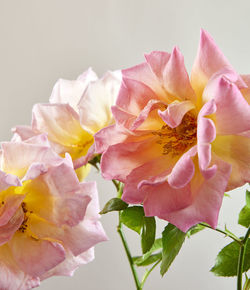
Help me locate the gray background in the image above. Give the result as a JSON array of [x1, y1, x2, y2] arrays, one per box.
[[0, 1, 249, 289]]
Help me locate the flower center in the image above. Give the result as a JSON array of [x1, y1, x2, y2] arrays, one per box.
[[153, 112, 197, 156], [18, 202, 33, 233]]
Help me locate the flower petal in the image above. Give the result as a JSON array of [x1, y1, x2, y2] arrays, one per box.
[[50, 68, 98, 112], [212, 134, 250, 190], [0, 244, 40, 290], [158, 100, 195, 128], [122, 156, 173, 204], [32, 103, 93, 160], [9, 233, 65, 277], [162, 47, 196, 102], [191, 29, 246, 98], [78, 71, 122, 134], [167, 146, 197, 188], [197, 100, 217, 178], [156, 155, 231, 232], [100, 138, 162, 182]]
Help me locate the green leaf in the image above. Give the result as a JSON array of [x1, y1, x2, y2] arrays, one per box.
[[120, 206, 144, 234], [211, 239, 250, 276], [243, 275, 250, 290], [239, 190, 250, 228], [133, 238, 162, 266], [160, 224, 186, 276], [187, 224, 205, 237], [100, 198, 128, 214], [246, 190, 250, 207], [134, 253, 162, 267], [239, 206, 250, 228], [141, 216, 156, 254]]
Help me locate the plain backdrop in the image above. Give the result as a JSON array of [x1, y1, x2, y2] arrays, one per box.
[[0, 1, 249, 289]]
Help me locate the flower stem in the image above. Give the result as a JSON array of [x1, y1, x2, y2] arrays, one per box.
[[140, 258, 162, 288], [117, 213, 142, 290], [199, 223, 242, 244], [237, 227, 250, 290]]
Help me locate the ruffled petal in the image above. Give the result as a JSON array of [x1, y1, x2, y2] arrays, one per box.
[[122, 156, 173, 204], [162, 47, 196, 102], [0, 208, 24, 246], [100, 138, 162, 181], [0, 245, 40, 290], [9, 233, 65, 277], [123, 62, 166, 99], [32, 103, 93, 160], [212, 134, 250, 190], [78, 71, 122, 134], [1, 137, 62, 179], [144, 51, 171, 81], [50, 68, 98, 112], [204, 77, 250, 135], [158, 100, 195, 128], [155, 155, 232, 232], [197, 100, 217, 178], [191, 29, 245, 98], [167, 146, 197, 188]]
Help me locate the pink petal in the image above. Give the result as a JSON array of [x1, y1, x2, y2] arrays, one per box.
[[0, 245, 40, 290], [158, 100, 195, 128], [100, 137, 162, 182], [1, 138, 62, 179], [143, 182, 192, 219], [0, 170, 21, 191], [213, 135, 250, 190], [77, 67, 98, 82], [240, 74, 250, 104], [95, 125, 129, 154], [0, 208, 24, 246], [116, 78, 159, 115], [197, 100, 217, 178], [207, 77, 250, 135], [0, 194, 25, 227], [9, 233, 65, 277], [130, 99, 166, 131], [144, 51, 171, 81], [40, 248, 94, 279], [167, 146, 197, 188], [123, 62, 166, 99], [162, 47, 196, 102], [11, 125, 37, 142], [61, 219, 107, 256], [73, 144, 95, 169], [111, 105, 136, 128], [122, 156, 173, 204], [191, 29, 246, 97], [156, 155, 232, 232]]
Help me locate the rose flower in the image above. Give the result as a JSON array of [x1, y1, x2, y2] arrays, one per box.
[[96, 30, 250, 232], [13, 68, 121, 171], [0, 135, 107, 289]]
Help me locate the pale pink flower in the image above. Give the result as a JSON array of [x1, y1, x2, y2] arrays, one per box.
[[96, 30, 250, 232], [13, 68, 122, 169], [0, 134, 107, 289]]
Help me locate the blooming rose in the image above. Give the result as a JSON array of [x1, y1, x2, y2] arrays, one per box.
[[96, 30, 250, 232], [13, 68, 122, 170], [0, 134, 107, 289]]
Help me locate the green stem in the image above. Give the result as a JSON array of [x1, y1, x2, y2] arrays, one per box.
[[117, 213, 142, 290], [199, 223, 242, 245], [237, 227, 250, 290], [140, 258, 162, 288]]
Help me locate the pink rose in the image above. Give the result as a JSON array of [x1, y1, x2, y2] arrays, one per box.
[[96, 30, 250, 232], [13, 68, 122, 169], [0, 134, 107, 289]]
